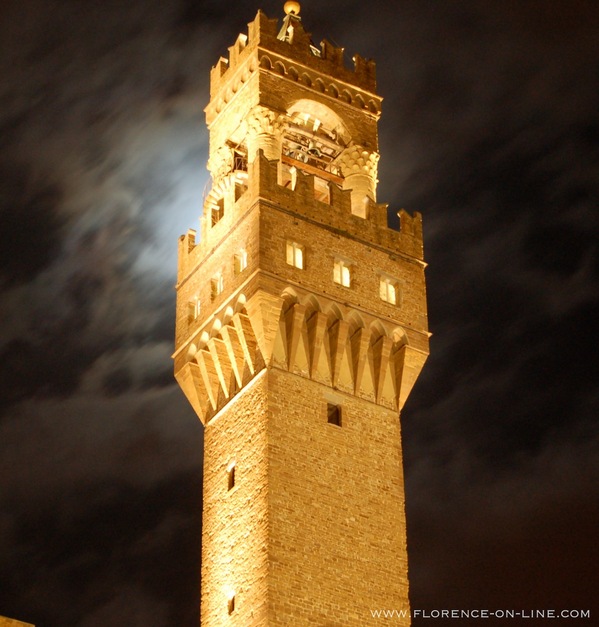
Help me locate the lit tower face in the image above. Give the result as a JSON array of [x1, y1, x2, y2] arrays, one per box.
[[173, 4, 429, 625]]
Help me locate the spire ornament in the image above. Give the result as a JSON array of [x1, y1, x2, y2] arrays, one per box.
[[284, 1, 301, 15]]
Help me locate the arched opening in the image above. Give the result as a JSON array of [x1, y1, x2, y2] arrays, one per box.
[[281, 99, 350, 184]]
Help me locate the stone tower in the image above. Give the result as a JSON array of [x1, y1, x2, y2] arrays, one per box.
[[173, 3, 429, 625]]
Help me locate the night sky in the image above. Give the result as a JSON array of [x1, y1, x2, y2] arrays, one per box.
[[1, 1, 598, 625]]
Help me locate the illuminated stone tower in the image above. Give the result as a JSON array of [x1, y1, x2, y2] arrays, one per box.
[[173, 3, 429, 625]]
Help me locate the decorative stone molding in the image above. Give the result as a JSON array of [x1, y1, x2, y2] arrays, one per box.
[[246, 105, 286, 162], [207, 145, 234, 181], [175, 286, 424, 423], [336, 144, 380, 180], [246, 105, 286, 136], [258, 53, 381, 115]]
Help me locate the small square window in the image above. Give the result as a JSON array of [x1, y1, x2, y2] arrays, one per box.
[[286, 241, 304, 269], [234, 249, 248, 275], [379, 277, 399, 305], [188, 298, 200, 321], [327, 403, 342, 426], [333, 259, 351, 287], [211, 272, 224, 300]]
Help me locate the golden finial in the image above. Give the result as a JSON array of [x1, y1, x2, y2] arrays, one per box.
[[284, 1, 301, 16]]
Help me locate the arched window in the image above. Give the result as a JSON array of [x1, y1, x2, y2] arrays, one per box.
[[281, 100, 350, 182]]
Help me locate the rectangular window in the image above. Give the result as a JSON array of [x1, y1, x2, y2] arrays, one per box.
[[228, 594, 235, 615], [379, 277, 399, 305], [211, 198, 224, 226], [286, 241, 304, 269], [234, 249, 248, 275], [211, 272, 224, 300], [233, 149, 247, 172], [333, 259, 351, 287], [327, 403, 342, 426], [187, 298, 200, 321]]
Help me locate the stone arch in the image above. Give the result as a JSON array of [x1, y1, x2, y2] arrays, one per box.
[[210, 318, 223, 338], [341, 89, 352, 104], [303, 294, 322, 317], [234, 293, 247, 313], [286, 99, 351, 146], [199, 331, 210, 349], [367, 99, 378, 113], [301, 73, 312, 87], [354, 94, 365, 109], [274, 61, 286, 75], [281, 287, 299, 314], [186, 343, 198, 362], [260, 55, 272, 70], [347, 311, 365, 338], [370, 320, 388, 344], [222, 305, 235, 326], [328, 84, 339, 98], [288, 66, 298, 81], [391, 326, 408, 348], [326, 302, 344, 328], [314, 78, 325, 92]]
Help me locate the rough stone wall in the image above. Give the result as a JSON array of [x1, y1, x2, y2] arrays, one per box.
[[199, 367, 410, 627], [174, 189, 258, 349], [259, 201, 428, 334], [201, 372, 270, 626], [267, 368, 409, 625]]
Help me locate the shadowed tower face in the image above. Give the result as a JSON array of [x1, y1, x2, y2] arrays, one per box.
[[173, 3, 429, 625]]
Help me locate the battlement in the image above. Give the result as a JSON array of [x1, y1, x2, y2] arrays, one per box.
[[209, 10, 378, 101], [178, 151, 423, 285]]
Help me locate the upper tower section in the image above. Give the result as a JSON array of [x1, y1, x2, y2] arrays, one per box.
[[175, 3, 429, 426], [204, 3, 383, 221]]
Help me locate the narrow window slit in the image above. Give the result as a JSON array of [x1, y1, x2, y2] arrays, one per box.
[[227, 463, 236, 491]]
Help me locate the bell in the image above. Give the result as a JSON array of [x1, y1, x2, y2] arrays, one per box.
[[307, 141, 321, 157]]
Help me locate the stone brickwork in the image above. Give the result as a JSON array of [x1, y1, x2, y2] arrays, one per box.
[[174, 5, 429, 626]]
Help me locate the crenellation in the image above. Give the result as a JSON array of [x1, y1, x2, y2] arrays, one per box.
[[253, 151, 424, 260], [320, 39, 344, 67], [209, 9, 378, 107]]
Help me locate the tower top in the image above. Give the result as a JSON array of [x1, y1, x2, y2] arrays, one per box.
[[208, 7, 378, 103]]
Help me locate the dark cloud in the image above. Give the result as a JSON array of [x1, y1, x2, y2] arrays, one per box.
[[0, 162, 65, 286], [0, 0, 598, 625], [3, 471, 201, 627]]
